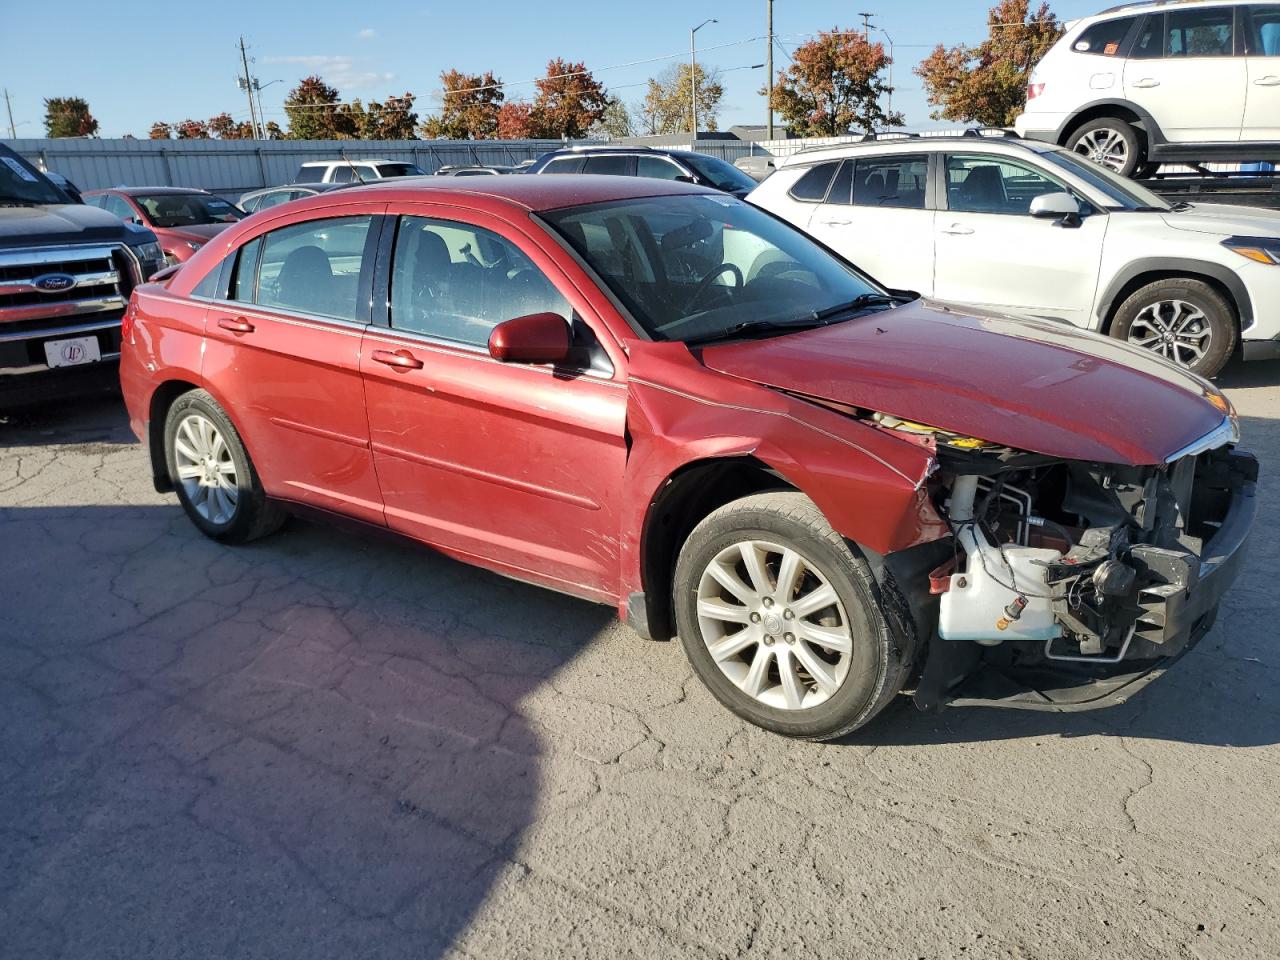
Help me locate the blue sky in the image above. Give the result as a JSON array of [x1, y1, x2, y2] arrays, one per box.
[[1, 0, 1104, 139]]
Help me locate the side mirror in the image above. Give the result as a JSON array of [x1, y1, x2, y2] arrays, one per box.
[[1030, 192, 1082, 227], [488, 312, 572, 365]]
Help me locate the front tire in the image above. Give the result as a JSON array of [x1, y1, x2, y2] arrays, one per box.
[[1109, 278, 1237, 378], [163, 389, 285, 543], [1069, 117, 1143, 178], [673, 492, 913, 740]]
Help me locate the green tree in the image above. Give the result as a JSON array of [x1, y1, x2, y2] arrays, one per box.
[[642, 63, 724, 135], [767, 28, 901, 136], [420, 69, 503, 140], [337, 93, 417, 140], [43, 97, 98, 138], [916, 0, 1063, 126], [591, 97, 636, 139], [528, 59, 609, 139], [284, 75, 346, 139]]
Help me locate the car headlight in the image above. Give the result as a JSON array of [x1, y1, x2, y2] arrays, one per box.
[[1222, 236, 1280, 265]]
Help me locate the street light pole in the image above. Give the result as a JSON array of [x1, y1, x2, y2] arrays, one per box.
[[874, 26, 895, 121], [690, 18, 717, 139], [3, 89, 16, 140]]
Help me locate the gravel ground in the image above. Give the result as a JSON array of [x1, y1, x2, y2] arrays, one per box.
[[2, 361, 1278, 960]]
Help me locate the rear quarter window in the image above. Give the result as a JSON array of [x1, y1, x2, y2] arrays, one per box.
[[788, 161, 840, 202], [1072, 16, 1137, 56]]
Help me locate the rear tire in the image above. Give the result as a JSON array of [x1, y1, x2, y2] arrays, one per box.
[[1068, 117, 1143, 178], [1108, 278, 1237, 379], [163, 389, 285, 544], [673, 492, 914, 741]]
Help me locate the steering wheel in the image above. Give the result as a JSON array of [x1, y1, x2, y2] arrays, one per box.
[[684, 263, 743, 312]]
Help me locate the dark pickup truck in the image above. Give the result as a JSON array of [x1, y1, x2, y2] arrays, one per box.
[[1, 144, 164, 410]]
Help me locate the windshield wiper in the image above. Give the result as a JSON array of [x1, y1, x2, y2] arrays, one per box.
[[809, 292, 910, 322], [687, 293, 909, 346]]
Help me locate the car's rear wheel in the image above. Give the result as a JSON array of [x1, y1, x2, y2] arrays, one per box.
[[164, 389, 285, 543], [1069, 117, 1143, 178], [1109, 278, 1237, 379], [673, 492, 912, 740]]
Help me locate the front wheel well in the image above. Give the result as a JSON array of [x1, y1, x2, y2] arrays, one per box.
[[1100, 270, 1241, 335], [147, 379, 200, 492], [635, 457, 795, 641]]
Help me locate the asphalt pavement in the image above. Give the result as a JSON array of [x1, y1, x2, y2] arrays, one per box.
[[2, 361, 1279, 959]]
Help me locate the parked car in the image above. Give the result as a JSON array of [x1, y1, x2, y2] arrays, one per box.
[[434, 164, 516, 176], [119, 175, 1254, 739], [239, 182, 354, 214], [0, 144, 164, 410], [524, 145, 760, 197], [294, 159, 426, 184], [734, 155, 776, 182], [748, 131, 1280, 378], [1015, 0, 1280, 177], [84, 187, 245, 266]]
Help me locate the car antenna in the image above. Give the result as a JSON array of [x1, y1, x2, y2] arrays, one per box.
[[342, 154, 366, 184]]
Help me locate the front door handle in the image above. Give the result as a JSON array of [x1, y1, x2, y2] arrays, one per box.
[[940, 224, 974, 236], [370, 348, 425, 371], [820, 219, 852, 226], [1131, 78, 1160, 88], [217, 316, 255, 334], [1255, 76, 1280, 86]]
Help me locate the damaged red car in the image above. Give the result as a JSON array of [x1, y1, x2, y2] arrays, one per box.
[[119, 176, 1257, 740]]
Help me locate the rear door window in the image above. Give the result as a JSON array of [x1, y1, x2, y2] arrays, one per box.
[[295, 166, 326, 183], [636, 155, 686, 180], [1166, 7, 1235, 56], [852, 155, 928, 209], [1131, 14, 1165, 59], [329, 165, 355, 183], [1250, 5, 1280, 55], [232, 216, 375, 321], [583, 155, 635, 176], [542, 156, 586, 174]]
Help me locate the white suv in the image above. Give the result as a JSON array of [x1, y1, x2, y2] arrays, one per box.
[[1015, 0, 1280, 177], [748, 132, 1280, 377], [293, 159, 426, 184]]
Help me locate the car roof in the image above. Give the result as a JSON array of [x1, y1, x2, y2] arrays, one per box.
[[330, 173, 717, 212], [299, 158, 402, 166], [86, 186, 214, 197], [1098, 0, 1246, 15], [776, 131, 1056, 166], [242, 183, 349, 195]]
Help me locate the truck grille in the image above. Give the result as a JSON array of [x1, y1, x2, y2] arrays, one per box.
[[0, 245, 128, 326]]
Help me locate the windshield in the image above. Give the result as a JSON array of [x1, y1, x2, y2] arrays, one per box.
[[681, 154, 758, 193], [377, 163, 425, 178], [542, 194, 886, 343], [135, 193, 245, 228], [0, 153, 68, 205], [1040, 148, 1171, 210]]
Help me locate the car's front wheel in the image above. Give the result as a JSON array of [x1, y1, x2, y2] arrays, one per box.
[[673, 492, 913, 740], [1069, 117, 1143, 178], [164, 389, 285, 543], [1109, 278, 1237, 379]]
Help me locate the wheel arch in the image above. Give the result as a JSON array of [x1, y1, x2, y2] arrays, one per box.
[[147, 378, 201, 493], [1056, 99, 1165, 147], [1096, 259, 1251, 335]]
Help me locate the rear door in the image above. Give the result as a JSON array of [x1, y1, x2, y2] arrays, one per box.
[[804, 153, 935, 295], [933, 153, 1106, 327], [360, 206, 628, 599], [1243, 4, 1280, 140], [201, 205, 386, 524], [1124, 8, 1247, 142]]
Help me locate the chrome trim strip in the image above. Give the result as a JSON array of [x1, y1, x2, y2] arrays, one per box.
[[0, 296, 125, 323], [0, 318, 122, 343], [1165, 416, 1238, 464], [0, 270, 119, 297], [0, 244, 119, 268]]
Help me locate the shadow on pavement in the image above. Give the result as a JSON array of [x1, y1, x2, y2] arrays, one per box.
[[0, 394, 133, 448], [0, 503, 611, 957]]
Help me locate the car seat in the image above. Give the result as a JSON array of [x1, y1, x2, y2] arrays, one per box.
[[275, 245, 336, 316]]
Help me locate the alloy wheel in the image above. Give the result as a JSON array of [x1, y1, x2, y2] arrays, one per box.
[[1072, 128, 1129, 172], [173, 413, 239, 524], [696, 539, 853, 711], [1127, 299, 1213, 368]]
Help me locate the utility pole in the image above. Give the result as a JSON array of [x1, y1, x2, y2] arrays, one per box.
[[766, 0, 774, 141], [238, 37, 262, 140], [3, 89, 15, 140], [859, 11, 873, 39]]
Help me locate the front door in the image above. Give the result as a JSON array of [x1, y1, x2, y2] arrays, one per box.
[[1243, 4, 1280, 141], [202, 209, 385, 524], [360, 208, 628, 600], [932, 153, 1106, 327], [804, 153, 935, 295], [1124, 8, 1247, 143]]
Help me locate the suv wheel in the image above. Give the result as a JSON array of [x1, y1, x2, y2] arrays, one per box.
[[1109, 278, 1237, 379], [673, 492, 913, 740], [164, 389, 285, 543], [1069, 117, 1143, 177]]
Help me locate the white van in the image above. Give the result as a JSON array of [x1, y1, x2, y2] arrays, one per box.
[[293, 159, 426, 184]]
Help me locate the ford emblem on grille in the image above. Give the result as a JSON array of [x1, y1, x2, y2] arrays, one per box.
[[33, 272, 75, 293]]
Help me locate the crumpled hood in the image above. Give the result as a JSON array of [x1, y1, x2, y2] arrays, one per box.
[[1159, 202, 1280, 238], [0, 202, 148, 247], [698, 299, 1229, 465]]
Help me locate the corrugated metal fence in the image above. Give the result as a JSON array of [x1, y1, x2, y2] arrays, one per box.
[[5, 138, 584, 198]]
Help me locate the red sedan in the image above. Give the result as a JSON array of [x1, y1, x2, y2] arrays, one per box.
[[120, 176, 1255, 739], [85, 186, 244, 266]]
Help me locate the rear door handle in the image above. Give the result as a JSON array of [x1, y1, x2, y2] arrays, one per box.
[[1131, 78, 1160, 88], [820, 219, 852, 226], [217, 316, 255, 334], [370, 348, 425, 371], [940, 224, 974, 236], [1255, 76, 1280, 86]]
